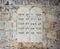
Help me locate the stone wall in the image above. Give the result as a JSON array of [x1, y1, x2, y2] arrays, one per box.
[[0, 0, 60, 49]]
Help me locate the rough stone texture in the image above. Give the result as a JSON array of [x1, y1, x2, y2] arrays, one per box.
[[0, 0, 60, 49]]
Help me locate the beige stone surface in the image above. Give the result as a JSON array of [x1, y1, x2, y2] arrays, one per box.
[[0, 5, 60, 49]]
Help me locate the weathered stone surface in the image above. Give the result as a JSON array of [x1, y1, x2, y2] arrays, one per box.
[[0, 0, 60, 49]]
